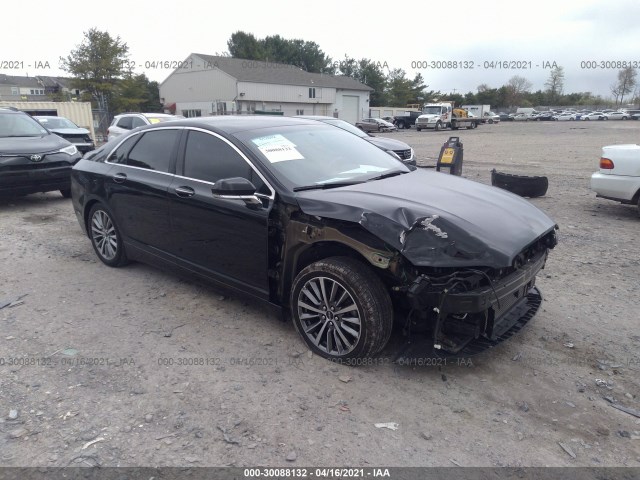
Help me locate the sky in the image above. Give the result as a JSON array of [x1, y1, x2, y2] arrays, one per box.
[[2, 0, 639, 99]]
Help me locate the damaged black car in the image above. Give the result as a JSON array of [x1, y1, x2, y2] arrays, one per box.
[[71, 117, 557, 361]]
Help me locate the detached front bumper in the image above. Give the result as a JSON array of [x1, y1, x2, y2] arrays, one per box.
[[400, 250, 548, 358]]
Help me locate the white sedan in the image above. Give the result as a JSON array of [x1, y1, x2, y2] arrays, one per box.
[[606, 111, 631, 120], [591, 144, 640, 215], [582, 112, 608, 121], [554, 113, 576, 121]]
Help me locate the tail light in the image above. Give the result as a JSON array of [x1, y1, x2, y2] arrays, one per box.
[[600, 157, 614, 169]]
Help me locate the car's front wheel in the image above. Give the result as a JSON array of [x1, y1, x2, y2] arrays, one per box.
[[291, 257, 393, 361], [88, 204, 128, 267]]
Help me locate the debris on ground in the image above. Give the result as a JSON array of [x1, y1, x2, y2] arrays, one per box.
[[0, 293, 28, 310], [286, 451, 297, 462], [512, 352, 522, 361], [8, 410, 18, 420], [217, 426, 239, 445], [558, 442, 576, 459], [374, 422, 399, 431], [563, 342, 574, 348], [610, 403, 640, 419], [81, 437, 104, 450], [338, 375, 352, 383]]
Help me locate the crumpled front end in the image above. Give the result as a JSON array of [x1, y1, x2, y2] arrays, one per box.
[[396, 230, 556, 358]]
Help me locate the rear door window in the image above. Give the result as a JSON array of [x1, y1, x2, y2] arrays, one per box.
[[125, 130, 179, 172]]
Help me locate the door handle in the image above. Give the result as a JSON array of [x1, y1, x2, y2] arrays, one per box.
[[112, 172, 127, 184], [174, 186, 195, 198]]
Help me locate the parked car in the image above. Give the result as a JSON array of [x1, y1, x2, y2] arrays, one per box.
[[534, 112, 556, 121], [622, 109, 640, 119], [591, 143, 640, 216], [513, 113, 530, 121], [606, 111, 631, 120], [0, 107, 82, 197], [296, 115, 415, 166], [355, 117, 397, 132], [71, 116, 557, 361], [485, 111, 501, 124], [582, 112, 608, 121], [498, 112, 513, 121], [554, 112, 576, 121], [107, 113, 184, 141], [34, 116, 95, 153]]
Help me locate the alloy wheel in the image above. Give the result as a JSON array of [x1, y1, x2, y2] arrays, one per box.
[[91, 210, 118, 261], [297, 276, 361, 356]]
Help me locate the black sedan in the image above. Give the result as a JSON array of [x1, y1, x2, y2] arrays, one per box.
[[297, 115, 416, 166], [1, 108, 82, 197], [71, 116, 557, 361]]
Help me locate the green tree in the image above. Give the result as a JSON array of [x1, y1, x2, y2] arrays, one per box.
[[227, 32, 264, 60], [226, 31, 333, 73], [59, 28, 130, 112], [338, 56, 388, 106], [110, 74, 162, 113]]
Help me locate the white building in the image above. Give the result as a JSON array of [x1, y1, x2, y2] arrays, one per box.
[[159, 54, 373, 123]]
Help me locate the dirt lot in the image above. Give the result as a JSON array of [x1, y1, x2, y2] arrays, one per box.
[[1, 120, 639, 468]]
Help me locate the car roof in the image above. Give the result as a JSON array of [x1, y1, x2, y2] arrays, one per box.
[[139, 115, 322, 134]]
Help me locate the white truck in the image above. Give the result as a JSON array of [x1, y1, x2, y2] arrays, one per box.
[[415, 103, 482, 131], [462, 105, 499, 123]]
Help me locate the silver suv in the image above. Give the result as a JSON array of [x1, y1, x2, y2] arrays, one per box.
[[107, 113, 183, 141]]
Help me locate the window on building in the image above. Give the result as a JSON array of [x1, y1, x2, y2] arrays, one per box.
[[125, 130, 179, 172], [182, 109, 202, 118], [296, 109, 304, 115], [11, 87, 19, 95], [308, 88, 316, 99]]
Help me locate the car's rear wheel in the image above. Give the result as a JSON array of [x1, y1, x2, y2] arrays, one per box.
[[291, 257, 392, 361], [88, 204, 128, 267], [60, 189, 72, 198], [397, 121, 405, 129]]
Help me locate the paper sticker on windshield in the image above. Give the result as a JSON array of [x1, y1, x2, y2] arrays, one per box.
[[253, 134, 303, 162], [148, 118, 161, 124]]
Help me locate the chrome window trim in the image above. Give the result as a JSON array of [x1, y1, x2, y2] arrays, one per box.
[[105, 127, 181, 177], [179, 127, 275, 200]]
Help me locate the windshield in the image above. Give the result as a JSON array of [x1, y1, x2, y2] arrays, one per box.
[[235, 125, 409, 190], [422, 106, 443, 115], [0, 113, 48, 137], [323, 119, 368, 138], [36, 117, 78, 129]]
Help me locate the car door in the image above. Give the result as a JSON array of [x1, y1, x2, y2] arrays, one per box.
[[168, 128, 273, 299], [105, 128, 181, 253]]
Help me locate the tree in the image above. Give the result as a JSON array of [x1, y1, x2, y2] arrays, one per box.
[[59, 28, 130, 112], [338, 56, 388, 106], [110, 74, 162, 113], [610, 67, 637, 107], [545, 67, 565, 105], [226, 31, 333, 73], [505, 75, 533, 107], [227, 31, 264, 60]]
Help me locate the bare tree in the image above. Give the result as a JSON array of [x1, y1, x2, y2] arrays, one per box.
[[611, 67, 637, 107], [505, 76, 533, 107], [545, 67, 565, 105]]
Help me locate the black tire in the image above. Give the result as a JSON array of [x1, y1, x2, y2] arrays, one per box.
[[378, 124, 383, 132], [60, 188, 72, 198], [291, 257, 393, 361], [435, 122, 441, 131], [87, 203, 129, 267], [470, 122, 477, 129], [623, 116, 628, 120], [416, 127, 422, 131], [397, 121, 405, 129], [491, 169, 549, 198], [536, 118, 541, 121]]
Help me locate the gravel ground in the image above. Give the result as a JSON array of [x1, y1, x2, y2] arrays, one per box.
[[0, 120, 639, 468]]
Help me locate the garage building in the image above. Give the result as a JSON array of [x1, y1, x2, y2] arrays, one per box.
[[159, 54, 373, 123]]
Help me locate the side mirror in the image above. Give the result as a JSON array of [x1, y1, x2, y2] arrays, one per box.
[[211, 177, 262, 206]]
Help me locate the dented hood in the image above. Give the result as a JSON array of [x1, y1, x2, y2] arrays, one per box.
[[295, 169, 556, 268]]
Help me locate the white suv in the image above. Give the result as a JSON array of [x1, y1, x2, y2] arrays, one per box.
[[107, 113, 183, 141]]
